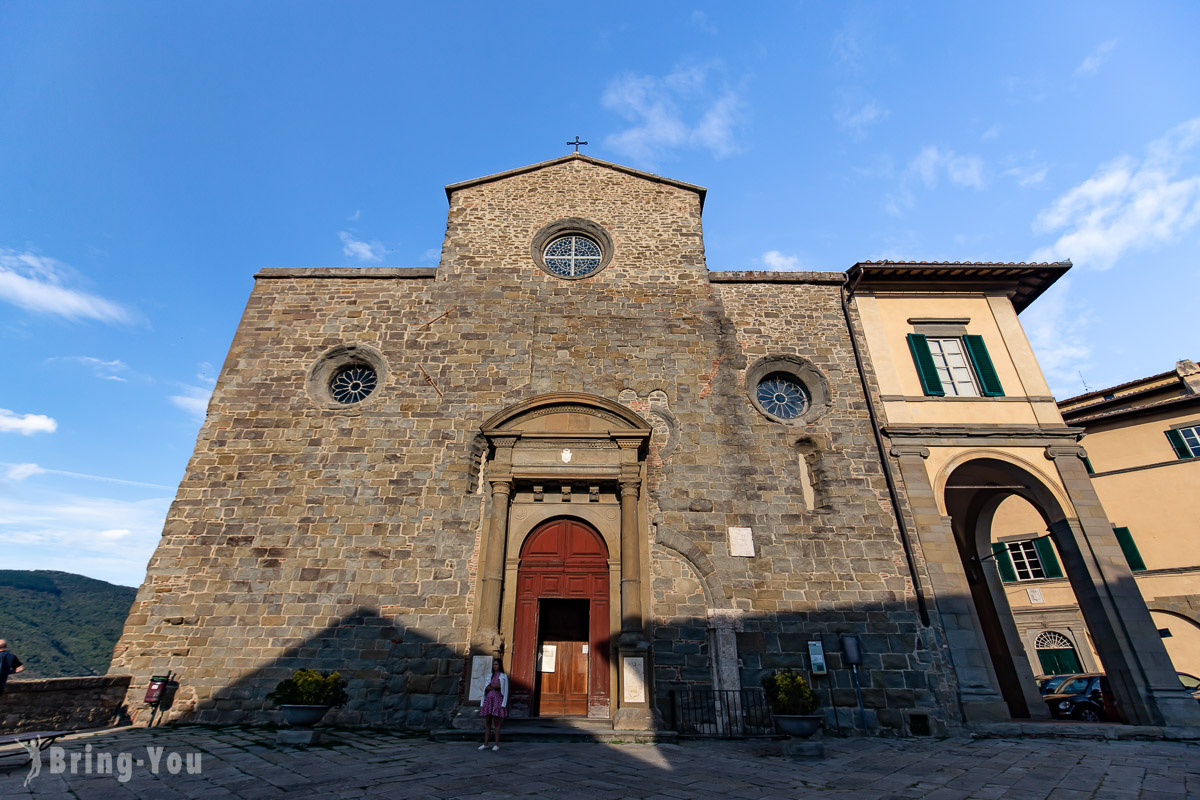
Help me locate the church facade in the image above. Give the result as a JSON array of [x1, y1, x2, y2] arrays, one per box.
[[109, 154, 1200, 733]]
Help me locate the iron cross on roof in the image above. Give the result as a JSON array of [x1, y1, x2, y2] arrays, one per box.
[[567, 136, 588, 153]]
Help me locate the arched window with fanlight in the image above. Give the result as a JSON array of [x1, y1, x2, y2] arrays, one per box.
[[1034, 630, 1083, 676]]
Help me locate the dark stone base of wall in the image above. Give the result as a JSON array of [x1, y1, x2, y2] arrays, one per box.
[[1, 675, 132, 734]]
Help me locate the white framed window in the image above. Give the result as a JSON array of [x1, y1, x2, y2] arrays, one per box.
[[1181, 426, 1200, 456], [927, 338, 980, 397], [1007, 539, 1046, 581]]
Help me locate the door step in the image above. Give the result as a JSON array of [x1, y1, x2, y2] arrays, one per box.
[[431, 717, 676, 744]]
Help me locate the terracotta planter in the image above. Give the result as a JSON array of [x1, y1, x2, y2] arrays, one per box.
[[774, 714, 823, 738], [279, 704, 331, 727]]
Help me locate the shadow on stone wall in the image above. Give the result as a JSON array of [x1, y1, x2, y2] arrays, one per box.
[[1, 675, 132, 734], [131, 608, 458, 731], [119, 599, 956, 738]]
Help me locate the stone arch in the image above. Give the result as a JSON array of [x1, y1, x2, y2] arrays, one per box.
[[934, 448, 1073, 521], [653, 528, 723, 609], [481, 391, 652, 434]]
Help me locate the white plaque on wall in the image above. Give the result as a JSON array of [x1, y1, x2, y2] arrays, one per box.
[[728, 526, 755, 557], [622, 656, 646, 703], [468, 655, 493, 702], [1026, 587, 1045, 604], [540, 643, 558, 673]]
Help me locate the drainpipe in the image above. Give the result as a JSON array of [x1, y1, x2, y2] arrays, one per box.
[[840, 268, 930, 626]]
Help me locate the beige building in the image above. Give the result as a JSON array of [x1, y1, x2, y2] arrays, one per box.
[[992, 360, 1200, 680], [847, 262, 1198, 725]]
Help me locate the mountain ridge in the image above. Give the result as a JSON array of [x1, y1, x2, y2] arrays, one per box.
[[0, 570, 136, 679]]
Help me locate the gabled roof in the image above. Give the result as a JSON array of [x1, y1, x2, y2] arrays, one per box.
[[444, 152, 708, 209], [847, 260, 1071, 313]]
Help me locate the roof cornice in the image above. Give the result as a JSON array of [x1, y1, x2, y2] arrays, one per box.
[[444, 153, 708, 209], [847, 260, 1071, 313]]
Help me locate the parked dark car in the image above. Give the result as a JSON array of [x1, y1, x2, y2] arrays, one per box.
[[1043, 674, 1112, 721], [1036, 674, 1079, 695], [1179, 671, 1200, 702]]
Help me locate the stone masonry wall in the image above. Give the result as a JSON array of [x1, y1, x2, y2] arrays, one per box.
[[1, 676, 132, 734], [108, 155, 958, 734]]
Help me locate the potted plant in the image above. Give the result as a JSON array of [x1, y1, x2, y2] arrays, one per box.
[[762, 668, 822, 737], [266, 669, 349, 727]]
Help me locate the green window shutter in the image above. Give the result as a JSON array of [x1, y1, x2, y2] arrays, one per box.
[[992, 543, 1017, 582], [1113, 527, 1147, 571], [1032, 536, 1064, 579], [962, 334, 1005, 397], [1165, 429, 1192, 459], [906, 334, 945, 397], [1081, 455, 1095, 475]]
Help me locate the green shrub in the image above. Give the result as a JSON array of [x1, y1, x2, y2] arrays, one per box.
[[762, 668, 818, 715], [266, 669, 349, 707]]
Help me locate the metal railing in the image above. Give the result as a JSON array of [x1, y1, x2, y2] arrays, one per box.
[[668, 687, 775, 738]]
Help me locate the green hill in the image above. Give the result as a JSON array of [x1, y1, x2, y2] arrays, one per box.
[[0, 570, 136, 679]]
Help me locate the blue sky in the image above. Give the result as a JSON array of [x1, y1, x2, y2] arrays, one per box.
[[2, 2, 1198, 587]]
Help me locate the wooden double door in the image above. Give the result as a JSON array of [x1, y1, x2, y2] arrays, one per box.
[[511, 518, 610, 718]]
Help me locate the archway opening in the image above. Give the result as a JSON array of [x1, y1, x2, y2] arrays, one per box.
[[944, 457, 1074, 720], [510, 517, 611, 718]]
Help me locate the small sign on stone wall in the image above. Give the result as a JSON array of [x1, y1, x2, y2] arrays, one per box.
[[468, 655, 493, 701], [728, 526, 755, 557], [1026, 587, 1045, 604], [622, 656, 646, 703]]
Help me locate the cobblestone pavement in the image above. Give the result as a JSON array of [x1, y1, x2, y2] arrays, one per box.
[[1, 726, 1196, 799]]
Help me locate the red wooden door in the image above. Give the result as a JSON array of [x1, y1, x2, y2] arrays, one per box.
[[510, 518, 610, 718]]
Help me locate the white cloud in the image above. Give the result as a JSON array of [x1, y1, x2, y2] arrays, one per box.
[[0, 489, 172, 587], [981, 125, 1001, 142], [339, 231, 385, 262], [1032, 117, 1200, 269], [348, 209, 360, 221], [836, 101, 889, 138], [6, 463, 45, 480], [690, 10, 717, 34], [886, 147, 986, 215], [0, 408, 57, 435], [170, 385, 212, 422], [51, 355, 130, 382], [761, 250, 801, 270], [602, 66, 745, 167], [0, 249, 134, 323], [1075, 40, 1117, 77], [1005, 165, 1049, 188], [1021, 279, 1092, 398], [911, 147, 985, 190]]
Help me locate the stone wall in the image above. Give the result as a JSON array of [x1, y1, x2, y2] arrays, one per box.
[[108, 155, 959, 734], [1, 676, 132, 734]]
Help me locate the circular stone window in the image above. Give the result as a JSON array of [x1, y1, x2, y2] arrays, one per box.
[[755, 373, 810, 420], [745, 355, 832, 425], [530, 218, 614, 279], [543, 234, 603, 278], [330, 364, 378, 404], [306, 343, 387, 409]]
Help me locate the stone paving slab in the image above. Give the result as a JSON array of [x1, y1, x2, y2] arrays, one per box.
[[0, 726, 1196, 799]]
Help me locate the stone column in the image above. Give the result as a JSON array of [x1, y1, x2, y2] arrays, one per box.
[[619, 478, 643, 635], [475, 479, 511, 653], [1045, 445, 1200, 727], [890, 444, 1012, 723], [471, 437, 515, 658], [613, 439, 654, 730]]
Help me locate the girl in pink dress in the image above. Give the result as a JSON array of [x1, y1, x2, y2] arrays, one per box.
[[478, 657, 508, 751]]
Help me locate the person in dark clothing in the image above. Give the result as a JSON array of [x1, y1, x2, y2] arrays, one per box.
[[0, 639, 25, 695]]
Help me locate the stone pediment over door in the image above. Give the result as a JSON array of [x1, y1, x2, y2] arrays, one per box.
[[481, 393, 652, 479]]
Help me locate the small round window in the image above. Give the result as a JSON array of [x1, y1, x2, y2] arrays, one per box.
[[755, 373, 811, 420], [543, 234, 603, 278], [330, 364, 378, 404]]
